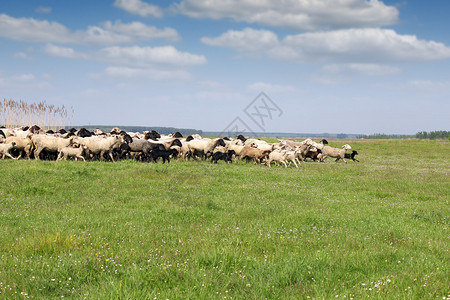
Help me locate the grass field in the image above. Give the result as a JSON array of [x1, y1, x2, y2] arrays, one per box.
[[0, 139, 448, 299]]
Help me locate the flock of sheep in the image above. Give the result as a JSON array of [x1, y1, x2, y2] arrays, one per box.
[[0, 125, 359, 166]]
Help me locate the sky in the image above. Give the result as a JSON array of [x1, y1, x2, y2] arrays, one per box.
[[1, 0, 449, 135]]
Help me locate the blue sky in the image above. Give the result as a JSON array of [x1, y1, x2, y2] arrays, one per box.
[[1, 0, 449, 134]]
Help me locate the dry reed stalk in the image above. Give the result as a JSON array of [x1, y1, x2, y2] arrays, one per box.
[[1, 99, 73, 130]]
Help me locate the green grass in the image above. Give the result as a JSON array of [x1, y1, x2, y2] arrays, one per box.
[[0, 139, 448, 299]]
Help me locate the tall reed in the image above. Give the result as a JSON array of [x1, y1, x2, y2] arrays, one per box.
[[0, 99, 74, 130]]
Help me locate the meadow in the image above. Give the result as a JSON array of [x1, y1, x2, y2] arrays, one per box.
[[0, 139, 448, 299]]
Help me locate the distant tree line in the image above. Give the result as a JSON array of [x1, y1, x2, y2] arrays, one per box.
[[415, 131, 449, 139], [358, 131, 449, 139], [357, 133, 414, 139]]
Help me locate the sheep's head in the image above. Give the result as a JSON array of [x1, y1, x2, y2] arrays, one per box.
[[171, 148, 179, 157], [186, 135, 194, 142], [304, 139, 313, 145], [150, 130, 161, 139], [121, 133, 132, 144], [217, 138, 226, 147], [342, 144, 352, 150], [93, 128, 104, 135], [110, 127, 122, 135], [321, 139, 329, 144], [30, 125, 41, 133], [77, 128, 92, 137], [145, 131, 160, 140], [171, 139, 182, 147], [237, 134, 246, 142], [172, 132, 183, 138]]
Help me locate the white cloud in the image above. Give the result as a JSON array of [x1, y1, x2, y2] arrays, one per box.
[[281, 28, 450, 62], [35, 6, 52, 14], [0, 72, 51, 89], [322, 63, 401, 75], [313, 63, 400, 85], [10, 73, 36, 82], [99, 46, 207, 67], [202, 28, 450, 63], [248, 82, 295, 93], [408, 80, 450, 89], [44, 44, 87, 59], [174, 0, 398, 30], [43, 44, 207, 74], [0, 13, 73, 43], [12, 52, 34, 60], [0, 14, 177, 45], [104, 66, 192, 81], [201, 28, 278, 55], [113, 0, 163, 18], [102, 20, 180, 42]]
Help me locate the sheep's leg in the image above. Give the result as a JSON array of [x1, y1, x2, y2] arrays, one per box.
[[7, 153, 17, 159], [108, 151, 116, 162], [292, 159, 298, 168], [34, 148, 42, 160], [56, 152, 62, 161], [7, 151, 17, 160], [24, 147, 31, 159], [282, 161, 288, 168]]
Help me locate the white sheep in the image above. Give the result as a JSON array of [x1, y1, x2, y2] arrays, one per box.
[[319, 144, 352, 163], [57, 145, 88, 161], [186, 138, 225, 160], [284, 149, 301, 168], [0, 141, 17, 160], [30, 135, 76, 160], [266, 150, 288, 168], [5, 136, 33, 159], [74, 135, 124, 162]]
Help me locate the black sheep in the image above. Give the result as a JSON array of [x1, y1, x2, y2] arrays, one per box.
[[150, 148, 179, 164], [344, 150, 359, 162], [304, 149, 322, 162], [211, 150, 236, 164]]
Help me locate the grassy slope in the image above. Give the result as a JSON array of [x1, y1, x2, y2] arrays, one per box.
[[0, 139, 448, 299]]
